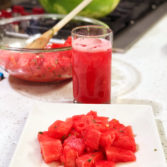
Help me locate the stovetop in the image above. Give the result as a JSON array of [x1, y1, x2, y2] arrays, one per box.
[[101, 0, 166, 35], [102, 0, 167, 51]]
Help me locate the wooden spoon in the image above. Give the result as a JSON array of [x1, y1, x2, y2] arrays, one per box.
[[26, 0, 93, 49]]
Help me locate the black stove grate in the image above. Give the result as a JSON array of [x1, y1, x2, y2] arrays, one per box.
[[100, 0, 167, 36]]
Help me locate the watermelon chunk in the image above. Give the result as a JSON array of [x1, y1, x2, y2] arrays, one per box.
[[113, 126, 136, 152], [95, 160, 115, 167], [82, 128, 101, 151], [48, 118, 73, 140], [76, 152, 103, 167], [106, 146, 136, 162], [64, 135, 85, 155], [61, 145, 78, 167], [100, 130, 116, 148], [38, 132, 62, 163], [109, 119, 125, 130]]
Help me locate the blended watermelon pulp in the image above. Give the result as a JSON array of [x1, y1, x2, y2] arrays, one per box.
[[0, 37, 72, 82], [72, 38, 112, 104]]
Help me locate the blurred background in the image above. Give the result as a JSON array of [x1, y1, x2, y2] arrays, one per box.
[[0, 0, 167, 50]]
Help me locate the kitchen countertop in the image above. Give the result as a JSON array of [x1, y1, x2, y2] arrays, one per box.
[[0, 14, 167, 167]]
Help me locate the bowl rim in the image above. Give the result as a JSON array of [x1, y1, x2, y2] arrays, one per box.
[[0, 14, 108, 53]]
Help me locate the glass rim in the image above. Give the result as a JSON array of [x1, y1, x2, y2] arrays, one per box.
[[71, 25, 113, 38]]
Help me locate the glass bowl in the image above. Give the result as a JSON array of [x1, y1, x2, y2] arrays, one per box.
[[0, 14, 107, 82]]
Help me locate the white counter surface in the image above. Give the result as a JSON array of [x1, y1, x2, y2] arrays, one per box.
[[0, 15, 167, 167]]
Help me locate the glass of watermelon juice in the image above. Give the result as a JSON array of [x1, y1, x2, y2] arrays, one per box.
[[72, 25, 112, 104]]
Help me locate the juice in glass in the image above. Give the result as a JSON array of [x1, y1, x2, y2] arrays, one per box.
[[72, 26, 112, 103]]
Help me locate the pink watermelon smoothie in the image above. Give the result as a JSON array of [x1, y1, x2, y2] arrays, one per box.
[[72, 38, 112, 103]]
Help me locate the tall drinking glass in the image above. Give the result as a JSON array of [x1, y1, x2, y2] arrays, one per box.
[[72, 25, 112, 104]]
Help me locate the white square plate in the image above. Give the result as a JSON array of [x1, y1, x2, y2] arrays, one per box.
[[9, 103, 167, 167]]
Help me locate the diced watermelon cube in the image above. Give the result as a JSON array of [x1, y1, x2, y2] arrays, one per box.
[[86, 111, 109, 132], [76, 152, 103, 167], [38, 132, 62, 163], [100, 130, 116, 148], [38, 131, 54, 141], [106, 146, 136, 162], [113, 126, 136, 152], [86, 110, 97, 118], [72, 112, 109, 133], [64, 36, 72, 46], [109, 119, 125, 130], [62, 145, 78, 167], [82, 128, 101, 151], [95, 160, 115, 167], [49, 43, 65, 48], [69, 128, 82, 138], [64, 135, 85, 155], [48, 118, 73, 139], [72, 115, 90, 132]]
